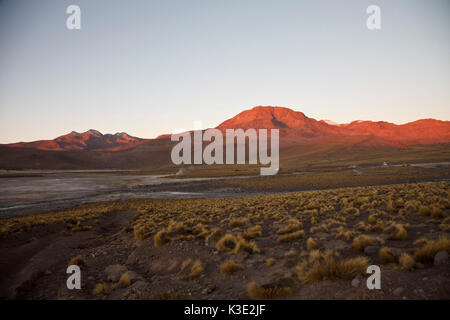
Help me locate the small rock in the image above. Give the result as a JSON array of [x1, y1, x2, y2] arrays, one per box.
[[434, 251, 448, 266], [422, 277, 428, 281], [351, 278, 360, 287], [364, 246, 380, 255], [413, 289, 424, 295], [393, 287, 404, 296], [201, 285, 216, 295], [323, 240, 349, 251], [104, 264, 128, 282], [125, 271, 140, 283], [390, 248, 404, 258], [44, 270, 52, 276]]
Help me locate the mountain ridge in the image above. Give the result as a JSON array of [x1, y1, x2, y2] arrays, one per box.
[[3, 106, 450, 150]]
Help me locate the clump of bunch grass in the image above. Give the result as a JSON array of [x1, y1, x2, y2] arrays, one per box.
[[68, 255, 85, 267], [414, 238, 450, 262], [351, 235, 383, 251], [93, 283, 111, 295], [216, 234, 259, 254], [277, 219, 303, 235], [242, 225, 262, 239], [388, 224, 408, 240], [177, 258, 205, 280], [297, 251, 368, 282], [247, 281, 293, 300], [266, 258, 276, 267], [219, 260, 243, 276], [379, 247, 396, 263], [118, 272, 132, 288], [399, 253, 414, 271], [277, 230, 305, 243], [306, 237, 319, 250]]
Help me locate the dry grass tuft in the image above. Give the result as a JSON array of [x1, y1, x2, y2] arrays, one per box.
[[266, 258, 276, 267], [414, 238, 450, 262], [399, 253, 415, 271], [277, 230, 305, 243], [118, 272, 132, 288], [93, 283, 111, 295], [242, 225, 262, 239], [388, 224, 408, 240], [247, 281, 293, 300], [351, 235, 383, 251], [154, 229, 170, 247], [177, 258, 205, 280], [306, 237, 319, 251], [297, 251, 368, 282], [277, 219, 302, 235], [219, 260, 244, 276], [216, 234, 238, 252], [379, 247, 396, 263], [68, 255, 85, 267]]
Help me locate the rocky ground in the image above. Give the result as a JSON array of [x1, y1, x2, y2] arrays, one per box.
[[0, 181, 449, 300]]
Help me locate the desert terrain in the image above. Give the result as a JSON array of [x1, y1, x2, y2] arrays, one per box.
[[0, 107, 449, 300]]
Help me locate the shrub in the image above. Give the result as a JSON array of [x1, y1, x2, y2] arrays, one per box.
[[389, 224, 408, 240], [118, 272, 132, 288], [68, 255, 85, 267], [229, 218, 247, 228], [379, 247, 395, 263], [247, 281, 293, 300], [219, 260, 243, 276], [242, 225, 262, 239], [399, 253, 414, 271], [297, 251, 368, 282], [177, 258, 205, 280], [216, 234, 237, 253], [306, 237, 319, 251], [266, 258, 276, 267], [154, 229, 170, 247], [277, 230, 305, 243], [277, 219, 302, 235], [93, 283, 111, 295], [351, 235, 383, 251], [414, 238, 450, 262]]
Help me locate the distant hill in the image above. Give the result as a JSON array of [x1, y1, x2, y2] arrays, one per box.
[[217, 106, 450, 147], [5, 129, 147, 151], [1, 106, 449, 170]]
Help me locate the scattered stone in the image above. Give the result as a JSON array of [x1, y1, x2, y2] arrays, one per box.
[[422, 277, 428, 281], [202, 285, 216, 295], [364, 246, 380, 255], [44, 270, 52, 276], [323, 240, 349, 251], [390, 248, 404, 258], [413, 289, 424, 295], [351, 278, 360, 287], [434, 251, 448, 266], [104, 264, 128, 282], [125, 271, 140, 283], [393, 287, 404, 296]]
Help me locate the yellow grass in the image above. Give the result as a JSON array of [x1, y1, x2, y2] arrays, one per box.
[[399, 253, 415, 271], [247, 281, 293, 300], [219, 260, 244, 276], [414, 238, 450, 262]]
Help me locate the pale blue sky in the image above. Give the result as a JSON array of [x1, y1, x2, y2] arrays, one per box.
[[0, 0, 449, 143]]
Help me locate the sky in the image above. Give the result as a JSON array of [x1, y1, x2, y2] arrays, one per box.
[[0, 0, 449, 143]]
